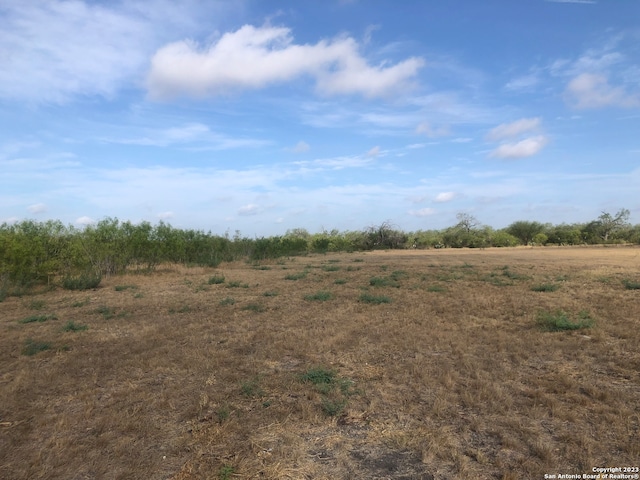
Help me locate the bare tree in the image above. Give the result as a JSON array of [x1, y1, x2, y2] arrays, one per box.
[[455, 212, 480, 234]]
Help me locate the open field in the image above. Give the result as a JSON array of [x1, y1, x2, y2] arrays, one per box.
[[1, 246, 639, 479]]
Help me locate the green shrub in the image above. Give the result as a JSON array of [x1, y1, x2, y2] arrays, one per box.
[[19, 313, 57, 324], [22, 338, 52, 356], [359, 293, 391, 304], [208, 275, 225, 285], [427, 284, 446, 293], [114, 284, 137, 291], [62, 272, 102, 291], [369, 276, 400, 288], [622, 279, 640, 290], [219, 297, 235, 306], [531, 283, 559, 292], [242, 303, 265, 312], [61, 320, 88, 332], [284, 271, 307, 280], [537, 310, 594, 331], [304, 291, 333, 301]]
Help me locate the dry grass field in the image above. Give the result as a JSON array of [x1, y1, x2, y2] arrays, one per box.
[[1, 246, 639, 480]]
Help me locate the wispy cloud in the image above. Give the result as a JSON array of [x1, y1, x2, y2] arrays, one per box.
[[286, 141, 311, 153], [486, 118, 548, 159], [490, 136, 549, 159], [147, 24, 424, 99], [486, 118, 541, 141], [565, 73, 640, 109]]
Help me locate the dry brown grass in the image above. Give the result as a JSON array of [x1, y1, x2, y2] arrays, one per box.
[[1, 246, 639, 479]]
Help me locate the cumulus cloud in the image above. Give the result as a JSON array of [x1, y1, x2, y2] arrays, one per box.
[[565, 73, 640, 109], [486, 118, 541, 141], [147, 24, 424, 99], [434, 192, 456, 203], [490, 136, 549, 159], [27, 203, 47, 214], [76, 216, 95, 225]]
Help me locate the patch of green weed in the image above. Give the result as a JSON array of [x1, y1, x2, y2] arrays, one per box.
[[61, 321, 88, 332], [537, 310, 595, 331], [22, 338, 52, 356], [622, 279, 640, 290], [359, 293, 392, 304], [208, 275, 225, 285], [19, 314, 57, 324], [304, 291, 333, 301], [531, 283, 560, 292]]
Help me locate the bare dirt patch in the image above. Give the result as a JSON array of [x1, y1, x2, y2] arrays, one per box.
[[1, 246, 639, 479]]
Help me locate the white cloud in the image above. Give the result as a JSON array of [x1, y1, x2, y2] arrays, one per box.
[[147, 24, 424, 99], [435, 192, 456, 203], [415, 122, 451, 138], [367, 146, 381, 157], [287, 141, 310, 153], [157, 211, 174, 220], [27, 203, 47, 214], [486, 117, 541, 141], [238, 204, 262, 216], [0, 2, 152, 103], [76, 216, 95, 225], [490, 136, 549, 159], [409, 208, 436, 217], [565, 73, 640, 109], [105, 122, 269, 150]]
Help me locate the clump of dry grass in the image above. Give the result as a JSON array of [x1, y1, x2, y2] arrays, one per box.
[[1, 247, 639, 479]]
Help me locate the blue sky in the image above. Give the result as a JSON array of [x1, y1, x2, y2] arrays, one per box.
[[1, 0, 639, 236]]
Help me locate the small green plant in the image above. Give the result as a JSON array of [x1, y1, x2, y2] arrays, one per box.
[[359, 293, 391, 304], [71, 298, 90, 307], [369, 276, 400, 288], [61, 320, 88, 332], [219, 297, 235, 306], [252, 265, 271, 270], [321, 397, 347, 417], [390, 270, 409, 280], [531, 283, 559, 292], [622, 279, 640, 290], [19, 314, 57, 324], [95, 305, 116, 319], [300, 367, 336, 387], [133, 292, 144, 299], [322, 265, 340, 272], [208, 275, 225, 285], [62, 272, 102, 291], [352, 258, 364, 263], [22, 338, 52, 356], [226, 280, 248, 288], [304, 291, 333, 301], [285, 271, 308, 281], [217, 406, 231, 423], [263, 290, 279, 297], [241, 377, 263, 397], [114, 285, 137, 291], [300, 367, 354, 416], [502, 268, 530, 280], [219, 465, 235, 480], [537, 310, 595, 331], [28, 300, 46, 310], [427, 284, 446, 293], [334, 279, 347, 285], [242, 303, 265, 312]]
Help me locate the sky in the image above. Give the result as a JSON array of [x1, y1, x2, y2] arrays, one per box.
[[1, 0, 639, 236]]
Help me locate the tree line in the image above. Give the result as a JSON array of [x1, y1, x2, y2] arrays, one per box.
[[0, 210, 637, 296]]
